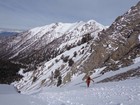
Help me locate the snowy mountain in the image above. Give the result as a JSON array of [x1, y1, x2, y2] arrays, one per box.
[[0, 1, 140, 97], [0, 20, 105, 64], [0, 20, 105, 84]]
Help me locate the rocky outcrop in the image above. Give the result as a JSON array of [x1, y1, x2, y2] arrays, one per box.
[[98, 67, 140, 83], [81, 1, 140, 74]]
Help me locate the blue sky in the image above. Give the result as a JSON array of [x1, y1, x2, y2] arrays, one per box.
[[0, 0, 139, 30]]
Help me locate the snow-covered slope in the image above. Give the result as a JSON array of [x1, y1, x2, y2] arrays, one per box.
[[1, 75, 140, 105], [13, 55, 140, 94], [13, 42, 94, 92], [11, 58, 140, 105], [0, 84, 45, 105], [35, 78, 140, 105]]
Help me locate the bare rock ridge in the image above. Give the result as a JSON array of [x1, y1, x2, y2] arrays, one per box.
[[81, 1, 140, 74]]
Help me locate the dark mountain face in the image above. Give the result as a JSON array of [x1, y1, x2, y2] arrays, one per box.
[[0, 28, 22, 36], [0, 32, 19, 36], [0, 60, 24, 84]]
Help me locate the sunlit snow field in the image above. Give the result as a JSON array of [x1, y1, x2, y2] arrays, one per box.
[[0, 78, 140, 105], [0, 58, 140, 105]]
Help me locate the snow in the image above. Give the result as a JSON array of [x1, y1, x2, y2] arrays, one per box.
[[127, 8, 132, 14], [1, 78, 140, 105], [133, 57, 140, 64], [29, 20, 98, 41], [2, 18, 140, 104], [12, 41, 92, 94], [9, 19, 105, 60], [35, 79, 140, 105], [95, 61, 140, 83], [13, 29, 139, 93], [1, 59, 140, 105], [2, 58, 140, 105], [138, 34, 140, 42], [0, 84, 17, 94], [0, 84, 46, 105]]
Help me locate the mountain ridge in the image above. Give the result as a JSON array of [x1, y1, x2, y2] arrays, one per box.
[[0, 20, 105, 64]]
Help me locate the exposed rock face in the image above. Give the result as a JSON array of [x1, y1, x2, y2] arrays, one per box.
[[98, 67, 140, 83], [81, 1, 140, 74]]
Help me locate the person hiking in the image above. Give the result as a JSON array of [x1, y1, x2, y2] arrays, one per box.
[[86, 76, 94, 87]]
